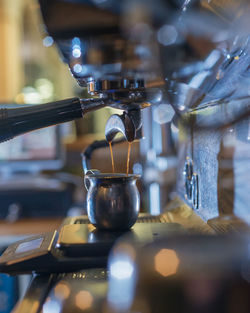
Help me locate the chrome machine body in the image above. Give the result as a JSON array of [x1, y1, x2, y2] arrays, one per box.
[[38, 0, 250, 218]]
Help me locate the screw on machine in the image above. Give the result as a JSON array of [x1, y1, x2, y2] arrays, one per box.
[[183, 157, 199, 210]]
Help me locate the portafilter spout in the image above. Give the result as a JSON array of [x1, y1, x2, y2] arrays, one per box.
[[105, 109, 142, 143], [81, 109, 142, 175]]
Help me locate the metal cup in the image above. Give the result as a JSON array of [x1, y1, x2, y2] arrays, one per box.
[[84, 171, 140, 231]]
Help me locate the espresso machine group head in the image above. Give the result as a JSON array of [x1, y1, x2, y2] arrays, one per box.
[[37, 0, 180, 141], [0, 0, 165, 144], [1, 0, 250, 143], [1, 0, 192, 144]]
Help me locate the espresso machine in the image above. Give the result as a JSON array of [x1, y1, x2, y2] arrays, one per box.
[[1, 0, 250, 312]]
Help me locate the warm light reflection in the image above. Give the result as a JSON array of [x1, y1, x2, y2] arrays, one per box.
[[15, 299, 40, 313], [154, 249, 180, 277], [75, 290, 93, 311], [54, 281, 70, 300]]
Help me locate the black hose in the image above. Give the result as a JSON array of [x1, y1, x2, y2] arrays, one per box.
[[81, 137, 126, 173]]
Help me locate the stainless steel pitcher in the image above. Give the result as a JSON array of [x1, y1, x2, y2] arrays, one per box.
[[84, 172, 140, 231]]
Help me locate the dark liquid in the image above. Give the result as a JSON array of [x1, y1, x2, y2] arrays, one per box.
[[126, 142, 132, 176], [109, 141, 115, 173]]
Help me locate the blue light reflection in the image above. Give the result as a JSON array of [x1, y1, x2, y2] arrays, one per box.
[[108, 253, 137, 311]]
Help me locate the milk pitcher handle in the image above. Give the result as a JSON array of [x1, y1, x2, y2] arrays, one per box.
[[84, 170, 100, 191]]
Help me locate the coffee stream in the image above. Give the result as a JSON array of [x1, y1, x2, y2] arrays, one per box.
[[126, 142, 132, 176], [109, 141, 132, 175], [109, 141, 115, 173]]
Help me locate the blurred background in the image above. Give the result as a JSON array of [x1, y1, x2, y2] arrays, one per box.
[[0, 2, 142, 311], [0, 0, 142, 220]]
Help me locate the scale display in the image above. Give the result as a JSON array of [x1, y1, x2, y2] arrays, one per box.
[[15, 237, 44, 254]]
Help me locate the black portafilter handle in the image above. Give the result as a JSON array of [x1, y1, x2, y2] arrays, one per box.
[[0, 97, 106, 143]]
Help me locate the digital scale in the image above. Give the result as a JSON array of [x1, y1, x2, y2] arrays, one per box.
[[0, 215, 183, 275]]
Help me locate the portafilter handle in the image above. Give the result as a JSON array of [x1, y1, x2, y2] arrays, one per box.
[[0, 97, 106, 143]]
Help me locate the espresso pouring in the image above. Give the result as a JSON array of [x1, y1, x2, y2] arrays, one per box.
[[108, 141, 132, 175]]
